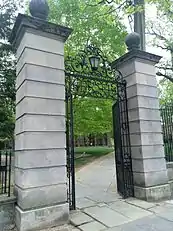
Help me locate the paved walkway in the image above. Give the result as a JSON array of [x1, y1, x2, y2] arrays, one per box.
[[75, 153, 120, 206], [70, 199, 173, 231], [69, 153, 173, 231]]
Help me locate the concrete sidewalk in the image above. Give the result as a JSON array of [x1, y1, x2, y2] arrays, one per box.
[[75, 153, 119, 205], [70, 198, 173, 231], [69, 153, 173, 231]]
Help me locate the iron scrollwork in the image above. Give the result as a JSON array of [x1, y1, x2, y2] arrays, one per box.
[[65, 45, 124, 100]]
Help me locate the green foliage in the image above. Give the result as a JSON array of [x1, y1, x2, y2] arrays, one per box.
[[48, 0, 127, 59], [73, 98, 113, 136], [0, 0, 127, 139], [146, 0, 173, 102], [75, 146, 113, 155], [154, 0, 173, 19], [74, 146, 113, 168], [0, 0, 23, 140], [0, 99, 15, 139], [0, 44, 16, 102], [0, 43, 15, 139], [48, 0, 125, 136], [0, 0, 21, 39], [159, 80, 173, 105]]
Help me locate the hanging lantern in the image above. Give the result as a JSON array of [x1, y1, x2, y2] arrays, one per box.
[[89, 56, 100, 71]]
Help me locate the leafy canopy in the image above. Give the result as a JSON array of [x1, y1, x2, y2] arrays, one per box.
[[0, 0, 23, 140], [48, 0, 127, 59], [73, 98, 113, 136], [48, 0, 127, 136], [146, 0, 173, 104]]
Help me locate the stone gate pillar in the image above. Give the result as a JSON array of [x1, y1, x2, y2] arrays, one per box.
[[9, 2, 72, 231], [112, 33, 171, 201]]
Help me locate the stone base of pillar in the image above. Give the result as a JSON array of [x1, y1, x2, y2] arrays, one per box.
[[134, 184, 171, 202], [15, 203, 69, 231]]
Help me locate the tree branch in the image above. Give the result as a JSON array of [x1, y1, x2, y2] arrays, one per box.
[[154, 44, 169, 51], [149, 29, 167, 42], [157, 71, 173, 83], [158, 66, 173, 71]]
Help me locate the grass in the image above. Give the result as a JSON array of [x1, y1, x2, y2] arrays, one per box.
[[0, 146, 113, 173], [74, 146, 114, 169]]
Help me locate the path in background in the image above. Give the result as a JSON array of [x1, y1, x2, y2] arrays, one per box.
[[75, 153, 120, 208]]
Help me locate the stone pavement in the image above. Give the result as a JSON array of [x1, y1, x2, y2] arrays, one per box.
[[69, 154, 173, 230], [70, 198, 173, 231], [75, 153, 119, 204]]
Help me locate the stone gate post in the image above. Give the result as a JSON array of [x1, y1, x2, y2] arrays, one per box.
[[112, 33, 171, 201], [9, 3, 72, 230]]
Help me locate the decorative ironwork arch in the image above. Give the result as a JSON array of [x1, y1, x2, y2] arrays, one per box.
[[65, 45, 134, 210], [65, 45, 125, 100]]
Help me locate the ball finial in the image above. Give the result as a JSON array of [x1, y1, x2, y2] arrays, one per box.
[[29, 0, 49, 20], [125, 32, 141, 51]]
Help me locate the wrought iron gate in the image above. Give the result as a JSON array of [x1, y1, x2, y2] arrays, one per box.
[[160, 104, 173, 162], [66, 87, 76, 210], [65, 45, 134, 210], [112, 83, 134, 198]]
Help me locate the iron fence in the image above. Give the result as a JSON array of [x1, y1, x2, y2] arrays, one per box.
[[0, 140, 13, 196], [160, 105, 173, 162]]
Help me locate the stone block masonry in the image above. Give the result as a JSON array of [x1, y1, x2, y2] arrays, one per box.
[[9, 13, 72, 231], [112, 49, 171, 202]]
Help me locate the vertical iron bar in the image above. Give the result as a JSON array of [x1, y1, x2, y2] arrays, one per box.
[[4, 149, 8, 193], [118, 85, 126, 197], [2, 166, 4, 194], [167, 107, 171, 161], [69, 90, 76, 210], [170, 106, 173, 158], [112, 103, 120, 192], [66, 90, 71, 208], [70, 88, 76, 210], [121, 84, 129, 198], [0, 149, 1, 194], [165, 106, 171, 161], [115, 83, 126, 197], [160, 105, 173, 162], [161, 108, 166, 159], [8, 147, 12, 197], [163, 107, 168, 161], [124, 83, 134, 197], [168, 106, 173, 160]]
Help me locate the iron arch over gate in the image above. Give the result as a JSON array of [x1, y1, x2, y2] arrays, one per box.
[[65, 45, 134, 210]]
